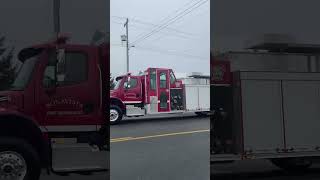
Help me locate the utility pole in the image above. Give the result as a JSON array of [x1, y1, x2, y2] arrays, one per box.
[[53, 0, 61, 38], [124, 18, 129, 73]]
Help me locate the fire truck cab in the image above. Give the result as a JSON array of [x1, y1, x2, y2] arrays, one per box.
[[0, 34, 109, 180]]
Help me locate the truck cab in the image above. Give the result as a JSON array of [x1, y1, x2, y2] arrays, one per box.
[[0, 35, 109, 179], [111, 73, 144, 105]]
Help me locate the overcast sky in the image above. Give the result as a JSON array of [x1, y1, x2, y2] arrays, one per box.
[[110, 0, 210, 78], [0, 0, 107, 61], [212, 0, 320, 52]]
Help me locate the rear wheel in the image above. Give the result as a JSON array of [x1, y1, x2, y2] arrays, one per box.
[[270, 157, 312, 172], [110, 105, 123, 125], [0, 137, 41, 180]]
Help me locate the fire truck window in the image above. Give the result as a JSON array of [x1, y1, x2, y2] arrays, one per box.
[[159, 72, 167, 88], [150, 70, 156, 90], [124, 78, 138, 89], [56, 52, 88, 86], [170, 71, 176, 84]]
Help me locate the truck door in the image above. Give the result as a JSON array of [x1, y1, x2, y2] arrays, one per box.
[[123, 76, 142, 103], [39, 45, 100, 127], [38, 46, 108, 172], [157, 69, 170, 112]]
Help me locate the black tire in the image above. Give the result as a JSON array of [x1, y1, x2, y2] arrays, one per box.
[[270, 157, 312, 172], [0, 137, 41, 180], [110, 105, 123, 125]]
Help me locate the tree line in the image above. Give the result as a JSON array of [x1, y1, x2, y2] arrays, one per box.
[[0, 36, 17, 90]]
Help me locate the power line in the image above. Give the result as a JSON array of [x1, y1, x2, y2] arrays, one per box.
[[112, 19, 194, 40], [129, 19, 195, 37], [143, 0, 198, 32], [128, 24, 192, 40], [115, 0, 199, 41], [132, 0, 208, 45], [137, 0, 197, 38], [111, 16, 195, 37]]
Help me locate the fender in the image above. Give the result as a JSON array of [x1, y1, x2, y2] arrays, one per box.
[[110, 97, 126, 112], [0, 108, 40, 127], [0, 109, 50, 167]]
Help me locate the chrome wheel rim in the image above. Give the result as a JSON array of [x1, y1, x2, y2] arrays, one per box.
[[110, 109, 119, 122], [0, 151, 27, 180]]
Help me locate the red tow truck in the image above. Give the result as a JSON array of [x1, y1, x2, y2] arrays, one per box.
[[110, 68, 210, 124], [0, 34, 109, 180]]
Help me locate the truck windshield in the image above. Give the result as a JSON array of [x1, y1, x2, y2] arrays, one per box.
[[10, 56, 39, 90], [113, 77, 123, 90]]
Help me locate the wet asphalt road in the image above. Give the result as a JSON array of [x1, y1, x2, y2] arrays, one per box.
[[110, 113, 210, 180], [40, 113, 320, 180]]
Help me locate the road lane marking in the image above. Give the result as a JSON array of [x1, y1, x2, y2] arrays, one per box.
[[110, 129, 209, 143], [110, 137, 134, 143]]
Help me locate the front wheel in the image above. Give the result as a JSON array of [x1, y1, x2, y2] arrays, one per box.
[[110, 105, 123, 125], [0, 137, 41, 180]]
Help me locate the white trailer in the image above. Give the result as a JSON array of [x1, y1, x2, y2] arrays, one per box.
[[184, 84, 210, 112], [211, 45, 320, 171], [180, 75, 210, 114]]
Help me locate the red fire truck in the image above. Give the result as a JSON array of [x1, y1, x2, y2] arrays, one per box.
[[110, 68, 210, 124], [0, 34, 109, 180], [211, 43, 320, 171]]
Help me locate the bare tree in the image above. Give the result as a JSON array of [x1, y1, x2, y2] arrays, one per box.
[[0, 36, 16, 90]]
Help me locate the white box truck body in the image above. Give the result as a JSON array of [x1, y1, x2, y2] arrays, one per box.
[[211, 46, 320, 170]]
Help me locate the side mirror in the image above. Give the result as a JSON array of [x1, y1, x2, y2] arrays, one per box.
[[42, 48, 62, 95], [56, 48, 66, 85], [43, 62, 57, 95], [56, 49, 65, 72], [124, 82, 130, 89], [57, 49, 65, 63]]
